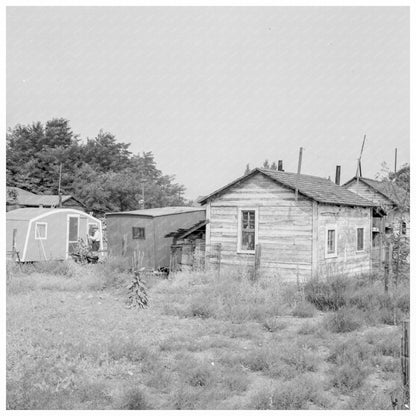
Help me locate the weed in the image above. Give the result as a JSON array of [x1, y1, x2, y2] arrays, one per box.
[[262, 317, 287, 332], [324, 306, 363, 333], [118, 387, 152, 410], [292, 301, 316, 318], [250, 375, 323, 410]]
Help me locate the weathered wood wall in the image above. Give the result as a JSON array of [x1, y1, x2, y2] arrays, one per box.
[[207, 174, 314, 282], [315, 204, 372, 276], [345, 180, 393, 207]]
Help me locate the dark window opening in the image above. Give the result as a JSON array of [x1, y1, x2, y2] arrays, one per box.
[[132, 227, 145, 240], [327, 229, 336, 254], [241, 210, 255, 251], [402, 221, 407, 235], [357, 228, 364, 251]]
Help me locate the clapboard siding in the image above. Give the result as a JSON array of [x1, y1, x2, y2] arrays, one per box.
[[206, 174, 313, 281], [345, 181, 393, 208], [316, 204, 371, 275]]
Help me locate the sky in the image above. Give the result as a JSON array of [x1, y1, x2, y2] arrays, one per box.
[[6, 6, 410, 200]]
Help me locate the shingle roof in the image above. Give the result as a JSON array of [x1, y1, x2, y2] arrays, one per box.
[[106, 206, 206, 218], [6, 186, 82, 207], [344, 177, 409, 206], [199, 168, 377, 207]]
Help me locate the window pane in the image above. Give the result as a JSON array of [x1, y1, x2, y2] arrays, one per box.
[[327, 229, 335, 253], [357, 228, 364, 251], [69, 217, 78, 241], [241, 210, 256, 250], [132, 227, 145, 239], [36, 223, 46, 239], [242, 231, 255, 251]]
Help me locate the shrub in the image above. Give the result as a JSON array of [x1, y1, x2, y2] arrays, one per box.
[[328, 337, 373, 366], [324, 306, 363, 333], [119, 387, 152, 410], [250, 375, 323, 410], [304, 275, 349, 311], [126, 273, 148, 309], [292, 301, 316, 318], [332, 364, 368, 392], [242, 349, 269, 372]]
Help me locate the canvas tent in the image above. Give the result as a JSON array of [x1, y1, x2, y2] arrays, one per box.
[[6, 208, 102, 262]]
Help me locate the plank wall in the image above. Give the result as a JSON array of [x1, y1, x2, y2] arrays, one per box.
[[315, 204, 372, 276], [206, 173, 314, 282]]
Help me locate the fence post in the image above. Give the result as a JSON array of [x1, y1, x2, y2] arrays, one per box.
[[217, 244, 222, 277], [384, 242, 393, 293], [401, 319, 409, 407], [254, 243, 262, 280]]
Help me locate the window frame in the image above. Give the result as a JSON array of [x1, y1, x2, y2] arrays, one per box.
[[325, 225, 337, 258], [237, 207, 258, 254], [356, 227, 365, 252], [132, 226, 146, 240], [402, 221, 407, 236], [34, 222, 47, 240]]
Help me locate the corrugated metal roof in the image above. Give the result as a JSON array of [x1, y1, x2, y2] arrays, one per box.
[[199, 168, 377, 207], [106, 206, 206, 218], [6, 186, 79, 207]]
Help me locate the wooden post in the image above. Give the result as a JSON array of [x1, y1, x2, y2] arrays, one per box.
[[401, 320, 409, 405], [254, 243, 262, 280], [384, 242, 393, 293], [394, 148, 398, 174], [12, 228, 17, 260], [217, 243, 222, 277], [294, 147, 303, 202]]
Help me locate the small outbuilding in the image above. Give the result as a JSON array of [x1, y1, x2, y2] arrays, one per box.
[[6, 186, 86, 212], [6, 208, 102, 262], [106, 206, 206, 270], [199, 168, 377, 281]]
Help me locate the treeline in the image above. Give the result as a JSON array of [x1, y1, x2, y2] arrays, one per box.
[[6, 118, 187, 213]]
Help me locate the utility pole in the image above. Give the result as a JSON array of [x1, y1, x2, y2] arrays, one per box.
[[356, 134, 366, 183], [394, 148, 398, 174], [58, 163, 63, 208]]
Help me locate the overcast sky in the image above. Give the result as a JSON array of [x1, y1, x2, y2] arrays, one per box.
[[7, 6, 409, 200]]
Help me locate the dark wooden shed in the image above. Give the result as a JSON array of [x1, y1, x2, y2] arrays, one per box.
[[106, 206, 206, 270]]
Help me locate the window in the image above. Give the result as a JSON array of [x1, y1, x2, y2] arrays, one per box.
[[238, 209, 257, 252], [402, 221, 407, 235], [325, 226, 337, 258], [35, 222, 47, 240], [356, 227, 364, 251], [132, 227, 145, 240]]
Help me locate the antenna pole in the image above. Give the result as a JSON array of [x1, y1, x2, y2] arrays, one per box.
[[394, 148, 397, 174], [294, 147, 303, 202]]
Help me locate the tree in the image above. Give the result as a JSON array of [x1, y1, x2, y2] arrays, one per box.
[[263, 159, 270, 169], [244, 164, 250, 175], [270, 161, 277, 170], [6, 119, 189, 213]]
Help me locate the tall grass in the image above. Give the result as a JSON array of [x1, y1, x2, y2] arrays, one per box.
[[153, 269, 297, 323], [305, 273, 409, 327]]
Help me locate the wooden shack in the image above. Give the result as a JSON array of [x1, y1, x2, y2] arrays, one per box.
[[199, 168, 377, 281], [106, 206, 206, 270], [6, 186, 86, 212], [343, 176, 410, 269], [6, 208, 102, 262]]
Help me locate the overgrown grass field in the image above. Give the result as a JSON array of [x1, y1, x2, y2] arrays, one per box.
[[6, 259, 409, 410]]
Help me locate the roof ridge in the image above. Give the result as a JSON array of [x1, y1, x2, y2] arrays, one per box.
[[258, 168, 333, 181]]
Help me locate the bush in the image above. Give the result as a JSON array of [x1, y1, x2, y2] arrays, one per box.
[[304, 275, 349, 311], [332, 364, 369, 392], [324, 306, 363, 333], [119, 387, 152, 410], [262, 317, 287, 332], [250, 375, 323, 410]]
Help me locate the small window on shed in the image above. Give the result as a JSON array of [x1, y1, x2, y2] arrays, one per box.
[[132, 227, 145, 240], [402, 221, 407, 235], [325, 226, 337, 258], [356, 227, 364, 251], [238, 209, 257, 252], [35, 222, 47, 240]]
